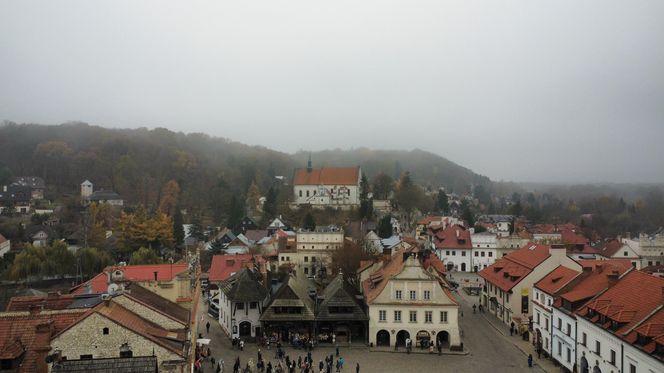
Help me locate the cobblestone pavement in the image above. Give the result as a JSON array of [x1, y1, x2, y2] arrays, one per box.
[[196, 274, 546, 373]]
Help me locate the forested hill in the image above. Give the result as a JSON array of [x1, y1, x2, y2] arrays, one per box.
[[0, 122, 490, 214]]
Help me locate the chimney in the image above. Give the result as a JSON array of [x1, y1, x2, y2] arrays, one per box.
[[28, 305, 41, 315], [596, 264, 603, 273], [607, 270, 620, 287], [549, 244, 567, 263]]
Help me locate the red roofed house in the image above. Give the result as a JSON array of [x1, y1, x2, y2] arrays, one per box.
[[208, 254, 267, 286], [292, 158, 361, 209], [594, 238, 641, 269], [70, 263, 192, 307], [576, 270, 664, 373], [0, 308, 85, 373], [532, 265, 581, 357], [49, 299, 188, 372], [431, 224, 473, 272], [363, 248, 461, 350], [550, 260, 633, 372], [478, 243, 581, 326]]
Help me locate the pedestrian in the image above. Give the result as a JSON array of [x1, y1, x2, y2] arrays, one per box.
[[528, 354, 533, 367], [335, 345, 339, 357], [355, 363, 359, 373], [258, 349, 262, 362], [510, 322, 515, 336], [537, 348, 541, 359], [206, 321, 211, 334], [473, 304, 477, 313], [240, 339, 245, 351], [212, 356, 216, 368]]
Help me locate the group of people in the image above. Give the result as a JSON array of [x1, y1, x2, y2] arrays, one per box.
[[222, 346, 358, 373]]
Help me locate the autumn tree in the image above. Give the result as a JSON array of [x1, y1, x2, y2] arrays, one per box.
[[158, 179, 180, 216], [130, 247, 162, 265], [76, 247, 113, 279], [246, 181, 262, 220], [117, 206, 174, 257], [50, 240, 76, 278]]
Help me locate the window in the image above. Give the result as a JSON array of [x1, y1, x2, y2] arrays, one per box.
[[630, 364, 636, 373], [237, 302, 244, 310], [395, 290, 402, 300], [304, 267, 309, 275], [566, 323, 571, 336], [304, 256, 308, 262], [488, 252, 493, 257], [424, 290, 431, 300], [557, 318, 562, 330], [536, 312, 540, 325], [623, 251, 628, 256], [299, 190, 302, 197], [250, 302, 257, 309], [409, 290, 416, 300], [557, 342, 561, 356], [609, 349, 616, 365], [306, 190, 310, 197], [446, 251, 450, 256], [425, 311, 432, 323], [311, 256, 316, 262], [394, 310, 402, 322], [379, 310, 386, 321], [409, 311, 417, 323], [581, 332, 587, 346], [440, 311, 448, 323], [595, 340, 601, 356], [462, 251, 466, 257], [474, 251, 479, 257], [544, 318, 549, 331], [103, 327, 109, 335], [80, 355, 93, 360], [452, 251, 456, 256], [481, 251, 485, 257], [566, 347, 571, 363]]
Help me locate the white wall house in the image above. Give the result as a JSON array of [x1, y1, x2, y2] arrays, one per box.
[[217, 268, 269, 340], [292, 163, 361, 208], [575, 270, 664, 373], [532, 265, 580, 358], [471, 231, 498, 272], [278, 228, 344, 277], [364, 251, 461, 350], [432, 225, 473, 272]]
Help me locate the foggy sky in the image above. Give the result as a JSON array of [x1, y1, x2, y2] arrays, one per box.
[[1, 1, 663, 183]]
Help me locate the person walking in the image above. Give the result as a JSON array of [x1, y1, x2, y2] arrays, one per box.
[[206, 321, 211, 334], [335, 344, 339, 357], [355, 363, 359, 373], [528, 354, 533, 368], [240, 339, 245, 351]]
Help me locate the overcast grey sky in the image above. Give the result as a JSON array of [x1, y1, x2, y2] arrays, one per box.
[[1, 1, 663, 183]]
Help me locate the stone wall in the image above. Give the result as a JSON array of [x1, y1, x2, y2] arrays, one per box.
[[114, 296, 184, 330]]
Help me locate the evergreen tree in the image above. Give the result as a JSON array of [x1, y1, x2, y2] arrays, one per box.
[[378, 214, 393, 238], [189, 215, 205, 241], [263, 186, 278, 222], [303, 213, 316, 231], [226, 195, 244, 230], [209, 239, 225, 255], [436, 191, 449, 213], [173, 207, 185, 247], [461, 201, 475, 227], [359, 174, 373, 219]]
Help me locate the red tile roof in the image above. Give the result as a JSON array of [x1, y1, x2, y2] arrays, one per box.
[[560, 229, 589, 246], [293, 167, 360, 186], [631, 307, 664, 356], [554, 261, 632, 306], [54, 301, 187, 357], [6, 294, 75, 312], [0, 309, 85, 373], [576, 270, 664, 338], [478, 243, 552, 292], [416, 216, 443, 226], [208, 254, 256, 282], [433, 224, 472, 250], [535, 265, 580, 295], [594, 238, 631, 258], [71, 264, 189, 295]]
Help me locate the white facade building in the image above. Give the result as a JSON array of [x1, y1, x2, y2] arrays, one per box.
[[292, 161, 361, 208], [217, 268, 268, 340], [278, 227, 345, 277], [470, 231, 498, 272]]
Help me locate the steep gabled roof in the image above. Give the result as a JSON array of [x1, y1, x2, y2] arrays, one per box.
[[122, 283, 190, 325], [316, 274, 368, 321], [535, 265, 580, 295], [0, 309, 86, 373], [260, 276, 316, 321], [433, 224, 472, 250], [219, 268, 268, 303], [293, 167, 360, 186], [577, 270, 664, 338], [5, 294, 102, 312], [55, 301, 187, 357], [478, 243, 552, 292]]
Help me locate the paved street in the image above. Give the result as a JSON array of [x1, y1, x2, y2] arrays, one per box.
[[196, 273, 546, 373]]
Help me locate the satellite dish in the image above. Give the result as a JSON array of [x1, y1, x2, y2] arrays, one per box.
[[107, 283, 120, 294]]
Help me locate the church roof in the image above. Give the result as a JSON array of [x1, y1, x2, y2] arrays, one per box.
[[293, 167, 360, 186]]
